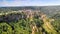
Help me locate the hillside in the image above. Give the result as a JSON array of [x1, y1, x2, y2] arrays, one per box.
[[0, 6, 60, 34]]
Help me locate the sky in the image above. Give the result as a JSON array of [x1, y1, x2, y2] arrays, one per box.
[[0, 0, 60, 7]]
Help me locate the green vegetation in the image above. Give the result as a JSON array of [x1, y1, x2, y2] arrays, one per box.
[[51, 13, 60, 34], [0, 11, 60, 34]]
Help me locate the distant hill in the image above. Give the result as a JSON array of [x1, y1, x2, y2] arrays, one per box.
[[0, 6, 41, 11], [40, 6, 60, 17], [0, 6, 60, 17]]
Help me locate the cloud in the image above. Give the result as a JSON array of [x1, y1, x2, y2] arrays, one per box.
[[0, 0, 60, 7], [0, 0, 42, 6]]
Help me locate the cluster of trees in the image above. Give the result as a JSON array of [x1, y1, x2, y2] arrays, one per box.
[[0, 11, 43, 34], [0, 11, 60, 34]]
